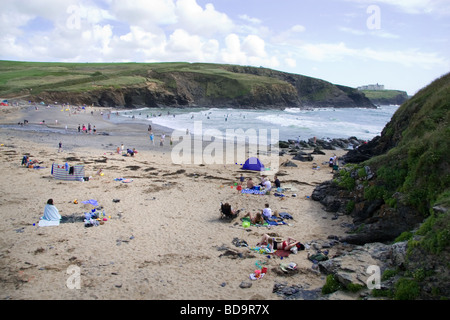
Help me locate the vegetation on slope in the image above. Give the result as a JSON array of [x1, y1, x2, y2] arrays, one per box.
[[361, 89, 409, 105], [0, 60, 373, 109], [335, 72, 450, 299]]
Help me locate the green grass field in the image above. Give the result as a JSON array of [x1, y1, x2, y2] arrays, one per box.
[[360, 89, 408, 100], [0, 60, 286, 97]]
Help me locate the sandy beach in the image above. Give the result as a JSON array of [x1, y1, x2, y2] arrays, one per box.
[[0, 102, 352, 300]]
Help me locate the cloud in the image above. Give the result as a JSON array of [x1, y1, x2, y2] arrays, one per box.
[[239, 14, 262, 25], [109, 0, 177, 27], [242, 35, 267, 58], [284, 57, 297, 68], [291, 25, 306, 33], [220, 33, 279, 69], [296, 41, 449, 70], [175, 0, 234, 37], [339, 26, 400, 39]]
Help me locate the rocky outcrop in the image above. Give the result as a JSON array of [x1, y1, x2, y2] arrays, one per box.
[[311, 167, 424, 245], [309, 72, 450, 300], [34, 64, 375, 109], [318, 241, 408, 292]]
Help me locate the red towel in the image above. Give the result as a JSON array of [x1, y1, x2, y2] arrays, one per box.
[[274, 250, 290, 258]]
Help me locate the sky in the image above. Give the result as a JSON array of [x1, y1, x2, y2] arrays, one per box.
[[1, 0, 449, 95]]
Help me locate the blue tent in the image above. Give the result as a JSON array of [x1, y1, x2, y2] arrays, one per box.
[[242, 157, 264, 171]]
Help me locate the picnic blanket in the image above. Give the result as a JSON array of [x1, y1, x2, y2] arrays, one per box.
[[265, 217, 287, 226], [250, 246, 290, 258], [241, 188, 266, 195]]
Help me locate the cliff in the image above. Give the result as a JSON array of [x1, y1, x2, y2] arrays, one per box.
[[312, 72, 450, 299], [0, 61, 374, 109], [360, 89, 409, 105]]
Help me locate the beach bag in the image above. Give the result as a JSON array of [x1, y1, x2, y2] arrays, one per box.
[[308, 253, 328, 262]]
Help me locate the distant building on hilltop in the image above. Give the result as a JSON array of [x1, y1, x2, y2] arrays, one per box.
[[357, 83, 385, 91]]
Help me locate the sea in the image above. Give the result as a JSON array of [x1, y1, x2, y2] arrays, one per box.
[[116, 105, 399, 143]]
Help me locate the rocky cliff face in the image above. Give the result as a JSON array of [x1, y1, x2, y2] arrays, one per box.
[[35, 65, 375, 109], [311, 72, 450, 299]]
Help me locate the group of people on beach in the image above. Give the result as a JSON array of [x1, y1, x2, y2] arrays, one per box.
[[222, 172, 301, 252], [77, 123, 96, 134], [148, 125, 173, 147], [239, 174, 281, 192]]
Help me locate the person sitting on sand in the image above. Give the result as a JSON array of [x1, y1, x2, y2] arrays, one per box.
[[21, 155, 29, 166], [242, 212, 265, 225], [262, 203, 273, 219], [274, 175, 281, 189], [41, 199, 62, 221], [247, 178, 254, 189], [221, 202, 240, 218], [262, 178, 272, 191], [258, 234, 300, 252]]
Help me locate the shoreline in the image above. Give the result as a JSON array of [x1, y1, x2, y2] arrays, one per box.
[[0, 102, 369, 151], [0, 103, 354, 300]]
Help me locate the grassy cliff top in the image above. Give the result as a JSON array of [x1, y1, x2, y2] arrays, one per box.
[[360, 89, 408, 99], [0, 61, 289, 96]]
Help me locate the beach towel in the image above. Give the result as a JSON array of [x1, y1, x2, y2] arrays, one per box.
[[242, 217, 269, 227], [38, 219, 60, 227], [41, 204, 62, 221], [265, 217, 287, 226], [82, 199, 99, 207], [279, 212, 293, 219], [274, 193, 285, 197], [114, 178, 133, 183], [241, 188, 266, 195], [274, 250, 290, 258]]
